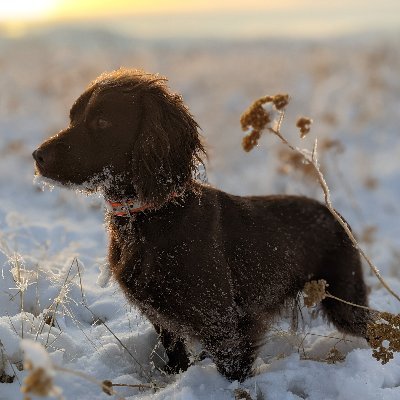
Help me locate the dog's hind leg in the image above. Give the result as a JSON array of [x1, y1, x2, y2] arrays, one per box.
[[319, 238, 371, 337], [154, 325, 190, 374]]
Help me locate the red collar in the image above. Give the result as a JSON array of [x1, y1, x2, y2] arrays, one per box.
[[105, 192, 180, 217], [105, 198, 151, 217]]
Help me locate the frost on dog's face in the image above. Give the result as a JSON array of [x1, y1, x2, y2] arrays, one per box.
[[32, 85, 141, 191], [33, 68, 204, 205]]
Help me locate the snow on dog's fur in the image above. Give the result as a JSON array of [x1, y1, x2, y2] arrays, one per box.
[[33, 68, 371, 381]]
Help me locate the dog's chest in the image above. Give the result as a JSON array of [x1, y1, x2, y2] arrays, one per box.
[[109, 224, 187, 311], [108, 218, 236, 335]]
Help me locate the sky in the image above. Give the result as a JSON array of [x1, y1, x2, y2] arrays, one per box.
[[1, 1, 308, 21], [0, 0, 399, 39]]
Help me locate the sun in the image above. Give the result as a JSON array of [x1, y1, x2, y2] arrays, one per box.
[[0, 0, 58, 21]]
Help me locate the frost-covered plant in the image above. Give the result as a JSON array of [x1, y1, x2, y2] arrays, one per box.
[[303, 279, 400, 364], [240, 94, 400, 365], [21, 340, 63, 400], [20, 339, 156, 400], [240, 94, 288, 151], [240, 94, 400, 303], [325, 347, 345, 364], [367, 313, 400, 364]]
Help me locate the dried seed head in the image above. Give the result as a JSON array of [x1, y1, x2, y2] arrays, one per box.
[[367, 312, 400, 364], [234, 388, 252, 400], [240, 97, 272, 132], [21, 363, 56, 399], [242, 130, 261, 152], [303, 279, 328, 307], [296, 117, 313, 138], [326, 347, 345, 364], [240, 94, 289, 152], [271, 94, 290, 110], [20, 340, 62, 400], [102, 380, 113, 396]]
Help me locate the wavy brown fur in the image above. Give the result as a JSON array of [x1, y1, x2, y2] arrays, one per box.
[[33, 68, 370, 382]]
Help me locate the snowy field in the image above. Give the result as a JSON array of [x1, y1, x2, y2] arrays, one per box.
[[1, 30, 400, 399]]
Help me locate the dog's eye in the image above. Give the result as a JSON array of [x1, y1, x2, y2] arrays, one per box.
[[97, 118, 112, 129]]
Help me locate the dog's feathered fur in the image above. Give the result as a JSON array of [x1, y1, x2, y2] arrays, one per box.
[[33, 69, 370, 381]]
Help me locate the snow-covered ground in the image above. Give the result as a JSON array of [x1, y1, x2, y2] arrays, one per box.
[[1, 30, 400, 399]]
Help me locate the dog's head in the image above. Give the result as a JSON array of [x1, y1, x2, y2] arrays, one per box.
[[33, 68, 205, 205]]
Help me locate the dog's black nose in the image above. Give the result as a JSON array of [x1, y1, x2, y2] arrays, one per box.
[[32, 149, 45, 165]]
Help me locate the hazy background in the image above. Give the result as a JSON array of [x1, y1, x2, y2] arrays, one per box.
[[1, 0, 400, 39], [1, 2, 400, 399], [1, 0, 399, 215]]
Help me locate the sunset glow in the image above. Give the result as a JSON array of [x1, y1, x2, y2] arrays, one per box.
[[0, 0, 300, 22], [0, 0, 398, 39], [0, 0, 58, 21]]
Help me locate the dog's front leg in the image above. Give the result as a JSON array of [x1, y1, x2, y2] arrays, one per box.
[[202, 314, 262, 382], [154, 324, 190, 374]]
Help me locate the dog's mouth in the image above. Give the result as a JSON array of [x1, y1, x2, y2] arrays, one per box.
[[33, 159, 111, 195], [32, 148, 122, 196], [32, 149, 52, 178], [32, 148, 81, 186], [33, 160, 46, 178], [33, 167, 101, 194], [33, 160, 75, 192], [33, 158, 65, 184]]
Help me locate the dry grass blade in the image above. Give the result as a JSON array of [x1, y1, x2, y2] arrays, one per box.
[[81, 303, 153, 382], [53, 366, 126, 400], [303, 280, 375, 312], [43, 260, 75, 348]]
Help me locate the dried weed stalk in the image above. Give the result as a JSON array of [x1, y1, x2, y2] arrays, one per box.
[[303, 280, 371, 311], [240, 95, 400, 303], [241, 95, 400, 364], [303, 279, 400, 363], [325, 347, 345, 364], [277, 138, 343, 181], [277, 148, 317, 180], [20, 339, 157, 400]]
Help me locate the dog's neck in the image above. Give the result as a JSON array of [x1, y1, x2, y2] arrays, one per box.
[[102, 178, 201, 218], [103, 186, 182, 218], [105, 197, 151, 217], [102, 180, 143, 217]]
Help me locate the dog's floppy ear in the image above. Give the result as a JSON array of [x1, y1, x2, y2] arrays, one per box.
[[132, 85, 204, 206]]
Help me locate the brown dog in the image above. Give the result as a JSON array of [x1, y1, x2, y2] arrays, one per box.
[[33, 69, 370, 382]]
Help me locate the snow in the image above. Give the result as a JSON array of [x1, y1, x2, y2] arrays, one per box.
[[1, 29, 400, 399], [20, 339, 54, 372]]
